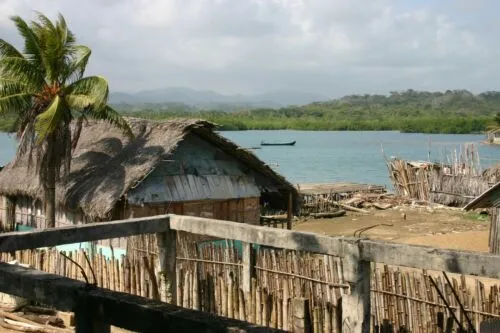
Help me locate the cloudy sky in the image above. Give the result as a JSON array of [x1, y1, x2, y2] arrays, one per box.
[[0, 0, 498, 97]]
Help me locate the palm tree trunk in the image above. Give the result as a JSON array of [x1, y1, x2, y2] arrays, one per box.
[[45, 167, 56, 228], [45, 136, 57, 228]]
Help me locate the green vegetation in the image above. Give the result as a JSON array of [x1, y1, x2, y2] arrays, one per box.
[[120, 89, 500, 133], [461, 212, 489, 222], [0, 12, 131, 227]]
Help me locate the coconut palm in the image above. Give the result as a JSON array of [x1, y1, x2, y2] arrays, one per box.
[[0, 12, 132, 228]]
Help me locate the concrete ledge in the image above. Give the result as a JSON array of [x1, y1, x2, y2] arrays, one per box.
[[0, 262, 281, 332]]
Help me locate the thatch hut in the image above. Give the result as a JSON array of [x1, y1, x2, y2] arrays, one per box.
[[0, 118, 297, 255]]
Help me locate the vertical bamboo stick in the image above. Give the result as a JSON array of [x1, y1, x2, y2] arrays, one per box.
[[256, 286, 262, 325], [193, 264, 200, 310], [239, 289, 245, 321], [183, 271, 191, 308]]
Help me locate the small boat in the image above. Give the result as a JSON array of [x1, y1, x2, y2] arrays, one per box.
[[260, 140, 296, 146]]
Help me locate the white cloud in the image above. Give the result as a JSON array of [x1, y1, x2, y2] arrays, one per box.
[[0, 0, 497, 95]]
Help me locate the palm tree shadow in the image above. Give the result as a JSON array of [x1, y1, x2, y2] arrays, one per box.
[[62, 133, 166, 216]]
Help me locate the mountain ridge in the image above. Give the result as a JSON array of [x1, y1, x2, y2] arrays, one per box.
[[109, 87, 328, 108]]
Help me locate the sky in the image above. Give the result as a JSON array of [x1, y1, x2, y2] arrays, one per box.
[[0, 0, 499, 98]]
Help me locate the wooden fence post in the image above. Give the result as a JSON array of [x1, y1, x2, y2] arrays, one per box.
[[341, 243, 371, 333], [241, 242, 255, 293], [292, 298, 312, 333], [156, 218, 177, 304]]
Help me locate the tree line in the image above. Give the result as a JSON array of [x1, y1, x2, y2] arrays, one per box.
[[118, 89, 500, 133]]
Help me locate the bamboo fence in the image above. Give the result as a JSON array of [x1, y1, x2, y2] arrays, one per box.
[[3, 244, 500, 332], [386, 143, 497, 207]]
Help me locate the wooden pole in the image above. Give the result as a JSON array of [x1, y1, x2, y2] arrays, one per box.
[[287, 192, 293, 230], [242, 242, 255, 293], [156, 222, 177, 304], [342, 259, 372, 333]]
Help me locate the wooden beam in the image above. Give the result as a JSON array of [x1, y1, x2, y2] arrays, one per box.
[[0, 215, 170, 252], [170, 215, 500, 279], [360, 240, 500, 279], [0, 262, 281, 333], [169, 214, 359, 259]]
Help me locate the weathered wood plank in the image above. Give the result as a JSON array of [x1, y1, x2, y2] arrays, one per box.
[[0, 215, 170, 252], [170, 215, 500, 279], [0, 262, 281, 332], [361, 240, 500, 279], [169, 214, 358, 258]]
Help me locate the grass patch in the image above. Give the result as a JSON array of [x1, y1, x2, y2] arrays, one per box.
[[461, 211, 489, 222]]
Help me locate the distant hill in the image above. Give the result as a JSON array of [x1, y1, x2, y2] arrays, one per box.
[[109, 87, 328, 110]]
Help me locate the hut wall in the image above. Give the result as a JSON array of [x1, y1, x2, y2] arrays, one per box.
[[10, 196, 86, 230], [127, 133, 263, 206], [125, 197, 260, 224]]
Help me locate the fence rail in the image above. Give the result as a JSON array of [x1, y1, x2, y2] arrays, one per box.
[[1, 214, 500, 332]]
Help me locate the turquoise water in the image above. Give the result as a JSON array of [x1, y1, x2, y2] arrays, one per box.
[[1, 131, 498, 188], [221, 130, 500, 188]]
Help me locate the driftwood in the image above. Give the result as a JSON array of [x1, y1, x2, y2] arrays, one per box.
[[21, 307, 56, 316], [372, 203, 393, 210], [310, 210, 346, 219], [337, 202, 369, 214], [0, 319, 45, 333], [260, 214, 288, 221], [318, 196, 370, 214], [0, 310, 71, 333]]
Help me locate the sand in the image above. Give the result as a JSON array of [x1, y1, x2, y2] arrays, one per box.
[[294, 205, 490, 252]]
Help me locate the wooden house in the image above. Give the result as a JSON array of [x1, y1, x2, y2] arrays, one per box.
[[0, 118, 297, 256], [464, 181, 500, 254]]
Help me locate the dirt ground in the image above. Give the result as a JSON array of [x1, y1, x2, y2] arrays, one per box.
[[294, 205, 490, 252]]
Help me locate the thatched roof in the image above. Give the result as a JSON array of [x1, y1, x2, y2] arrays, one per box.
[[0, 118, 296, 218]]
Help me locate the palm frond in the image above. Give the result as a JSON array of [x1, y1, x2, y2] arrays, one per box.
[[0, 56, 44, 89], [0, 39, 23, 58], [10, 16, 43, 67], [64, 75, 109, 110], [55, 13, 75, 47], [33, 12, 56, 33], [62, 45, 91, 82], [34, 95, 64, 143], [0, 92, 31, 114]]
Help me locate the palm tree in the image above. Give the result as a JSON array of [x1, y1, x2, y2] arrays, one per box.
[[0, 12, 132, 228]]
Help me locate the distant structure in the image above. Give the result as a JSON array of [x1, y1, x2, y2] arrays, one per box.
[[487, 128, 500, 144], [464, 181, 500, 254]]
